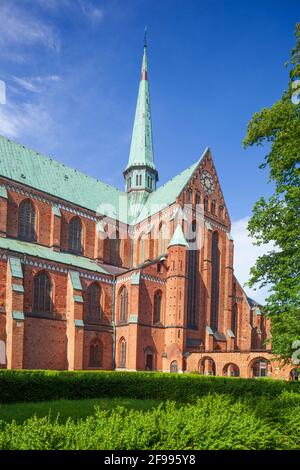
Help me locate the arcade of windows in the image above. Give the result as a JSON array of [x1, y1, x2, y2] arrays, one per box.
[[17, 199, 122, 264], [117, 285, 162, 326], [127, 174, 154, 190], [184, 188, 225, 219], [32, 271, 103, 319]]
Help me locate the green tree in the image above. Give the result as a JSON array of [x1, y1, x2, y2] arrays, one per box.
[[243, 23, 300, 363]]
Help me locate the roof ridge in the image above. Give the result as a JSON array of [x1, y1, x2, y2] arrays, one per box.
[[154, 147, 209, 193], [0, 134, 125, 195]]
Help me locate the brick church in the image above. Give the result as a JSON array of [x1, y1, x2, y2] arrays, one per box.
[[0, 42, 295, 379]]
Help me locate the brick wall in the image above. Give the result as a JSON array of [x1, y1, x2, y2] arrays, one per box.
[[0, 160, 295, 379]]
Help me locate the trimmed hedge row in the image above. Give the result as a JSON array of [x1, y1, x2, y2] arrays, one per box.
[[0, 370, 299, 404]]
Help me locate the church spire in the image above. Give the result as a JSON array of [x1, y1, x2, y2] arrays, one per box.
[[124, 32, 158, 194]]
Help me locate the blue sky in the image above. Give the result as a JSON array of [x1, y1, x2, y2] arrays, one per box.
[[0, 0, 298, 302]]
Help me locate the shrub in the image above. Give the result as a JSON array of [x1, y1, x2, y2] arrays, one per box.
[[0, 395, 291, 450], [0, 370, 299, 404]]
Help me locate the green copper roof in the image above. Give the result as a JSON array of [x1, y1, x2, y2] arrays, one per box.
[[0, 135, 128, 224], [0, 237, 109, 275], [134, 147, 209, 223], [168, 224, 189, 248], [0, 185, 8, 199], [131, 271, 141, 285], [52, 204, 61, 217], [12, 311, 25, 321], [70, 271, 83, 290], [126, 47, 156, 172], [12, 284, 24, 293], [9, 256, 23, 278], [0, 134, 207, 227]]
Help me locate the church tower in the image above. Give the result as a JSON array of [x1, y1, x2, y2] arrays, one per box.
[[124, 35, 158, 201]]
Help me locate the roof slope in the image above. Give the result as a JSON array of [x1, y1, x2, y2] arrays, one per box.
[[0, 135, 128, 223], [0, 237, 110, 275], [168, 224, 189, 248], [0, 135, 208, 226]]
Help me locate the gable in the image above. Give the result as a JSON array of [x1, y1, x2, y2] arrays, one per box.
[[133, 147, 209, 224], [176, 148, 232, 227]]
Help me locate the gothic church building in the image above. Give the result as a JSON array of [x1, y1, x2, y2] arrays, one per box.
[[0, 44, 294, 379]]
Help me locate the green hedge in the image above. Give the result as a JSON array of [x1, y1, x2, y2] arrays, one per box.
[[1, 393, 300, 450], [0, 370, 299, 404]]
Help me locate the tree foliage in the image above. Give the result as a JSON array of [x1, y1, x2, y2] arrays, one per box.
[[243, 24, 300, 362]]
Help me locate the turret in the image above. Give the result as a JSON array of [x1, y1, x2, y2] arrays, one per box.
[[163, 225, 189, 372]]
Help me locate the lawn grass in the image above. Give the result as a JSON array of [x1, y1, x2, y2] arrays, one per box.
[[0, 398, 162, 424]]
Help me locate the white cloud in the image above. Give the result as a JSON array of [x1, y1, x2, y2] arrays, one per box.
[[34, 0, 71, 9], [231, 216, 274, 305], [0, 81, 6, 104], [0, 2, 60, 55], [78, 0, 104, 22], [0, 100, 53, 140], [12, 75, 61, 93]]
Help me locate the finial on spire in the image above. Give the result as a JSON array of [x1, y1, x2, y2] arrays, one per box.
[[144, 26, 147, 48]]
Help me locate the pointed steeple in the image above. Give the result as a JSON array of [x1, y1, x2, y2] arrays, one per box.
[[124, 32, 158, 194]]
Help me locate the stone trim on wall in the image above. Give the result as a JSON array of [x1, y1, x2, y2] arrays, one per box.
[[0, 251, 113, 285]]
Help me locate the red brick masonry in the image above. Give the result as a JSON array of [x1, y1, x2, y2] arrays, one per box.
[[0, 151, 295, 380]]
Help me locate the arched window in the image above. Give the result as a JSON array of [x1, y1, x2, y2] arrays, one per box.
[[145, 347, 154, 371], [110, 229, 120, 266], [89, 341, 102, 367], [210, 231, 220, 331], [199, 357, 216, 376], [34, 272, 51, 313], [231, 304, 238, 337], [119, 286, 128, 322], [218, 205, 224, 219], [252, 359, 269, 377], [186, 188, 192, 203], [158, 223, 168, 256], [204, 196, 209, 212], [170, 360, 178, 373], [119, 338, 126, 368], [211, 200, 216, 215], [195, 191, 201, 205], [19, 199, 36, 241], [86, 283, 102, 318], [223, 363, 240, 377], [153, 290, 162, 324], [187, 249, 199, 327], [290, 369, 300, 381], [69, 217, 82, 254], [127, 177, 131, 190]]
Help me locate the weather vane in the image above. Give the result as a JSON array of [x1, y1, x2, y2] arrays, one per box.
[[144, 26, 147, 48]]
